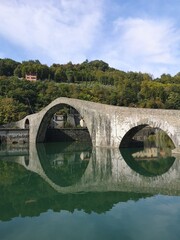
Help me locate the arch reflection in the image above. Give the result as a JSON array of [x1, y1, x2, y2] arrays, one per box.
[[120, 148, 175, 177], [0, 138, 179, 195], [37, 142, 92, 187]]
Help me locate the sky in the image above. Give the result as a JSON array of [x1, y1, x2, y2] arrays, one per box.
[[0, 0, 180, 77]]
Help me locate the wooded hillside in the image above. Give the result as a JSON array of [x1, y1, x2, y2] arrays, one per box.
[[0, 58, 180, 124]]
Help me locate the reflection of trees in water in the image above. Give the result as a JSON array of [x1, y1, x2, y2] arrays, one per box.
[[0, 161, 25, 186], [134, 157, 175, 176], [37, 142, 92, 187], [0, 160, 152, 221], [0, 139, 178, 222]]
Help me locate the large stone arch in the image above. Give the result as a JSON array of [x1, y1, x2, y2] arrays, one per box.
[[30, 98, 93, 143], [119, 118, 177, 149], [36, 103, 90, 142]]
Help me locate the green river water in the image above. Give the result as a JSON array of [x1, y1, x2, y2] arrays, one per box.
[[0, 136, 180, 240]]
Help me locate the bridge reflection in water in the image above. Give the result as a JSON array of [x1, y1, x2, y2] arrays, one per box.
[[1, 140, 180, 196], [1, 141, 180, 222]]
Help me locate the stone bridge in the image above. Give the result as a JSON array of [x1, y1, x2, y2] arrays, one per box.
[[15, 97, 180, 153]]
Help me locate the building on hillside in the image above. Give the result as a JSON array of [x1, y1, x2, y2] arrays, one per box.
[[25, 74, 37, 81]]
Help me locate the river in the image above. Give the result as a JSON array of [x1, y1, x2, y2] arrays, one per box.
[[0, 135, 180, 240]]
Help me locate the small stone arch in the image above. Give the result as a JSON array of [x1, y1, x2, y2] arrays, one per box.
[[24, 118, 30, 129]]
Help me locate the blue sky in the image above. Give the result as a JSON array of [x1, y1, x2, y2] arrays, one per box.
[[0, 0, 180, 77]]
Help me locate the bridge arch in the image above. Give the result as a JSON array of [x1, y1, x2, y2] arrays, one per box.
[[119, 118, 176, 149], [36, 99, 92, 143]]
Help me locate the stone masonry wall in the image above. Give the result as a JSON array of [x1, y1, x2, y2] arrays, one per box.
[[0, 129, 29, 144]]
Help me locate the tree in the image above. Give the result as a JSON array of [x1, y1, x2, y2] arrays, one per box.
[[0, 58, 20, 76], [66, 69, 74, 83], [54, 67, 67, 82], [88, 60, 109, 71], [0, 98, 27, 124], [165, 92, 180, 109]]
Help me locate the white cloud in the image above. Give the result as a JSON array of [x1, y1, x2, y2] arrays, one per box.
[[1, 1, 180, 77], [98, 17, 180, 77], [117, 18, 179, 63], [0, 0, 104, 64]]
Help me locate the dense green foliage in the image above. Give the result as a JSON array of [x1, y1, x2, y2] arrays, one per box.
[[0, 58, 180, 124]]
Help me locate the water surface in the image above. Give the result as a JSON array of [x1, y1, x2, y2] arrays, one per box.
[[0, 139, 180, 240]]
